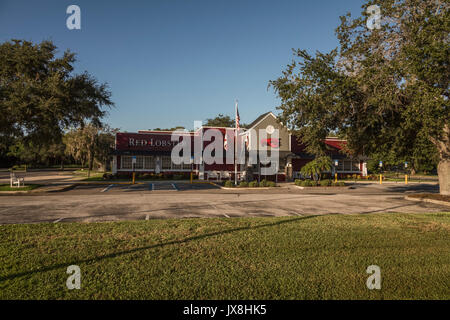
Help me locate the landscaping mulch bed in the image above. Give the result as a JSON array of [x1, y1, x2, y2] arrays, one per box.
[[408, 193, 450, 203]]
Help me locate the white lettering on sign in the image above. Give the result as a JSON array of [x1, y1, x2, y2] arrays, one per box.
[[128, 138, 177, 148]]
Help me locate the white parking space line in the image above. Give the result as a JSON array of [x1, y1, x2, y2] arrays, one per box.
[[53, 218, 64, 223], [101, 184, 115, 193], [210, 204, 230, 218]]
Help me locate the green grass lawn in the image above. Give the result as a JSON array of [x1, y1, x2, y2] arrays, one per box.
[[72, 169, 105, 181], [0, 184, 41, 192], [0, 213, 449, 299]]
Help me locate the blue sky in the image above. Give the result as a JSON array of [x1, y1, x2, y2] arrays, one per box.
[[0, 0, 364, 131]]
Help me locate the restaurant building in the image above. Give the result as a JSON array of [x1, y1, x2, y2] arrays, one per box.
[[112, 112, 367, 181]]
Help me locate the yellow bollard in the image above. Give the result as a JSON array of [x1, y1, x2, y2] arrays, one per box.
[[132, 172, 135, 184], [190, 172, 193, 184], [335, 173, 338, 183], [379, 174, 382, 184], [405, 174, 408, 184]]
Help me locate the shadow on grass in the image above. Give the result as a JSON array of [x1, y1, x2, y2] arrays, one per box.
[[0, 215, 317, 282]]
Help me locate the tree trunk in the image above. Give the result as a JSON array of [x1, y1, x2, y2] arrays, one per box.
[[437, 160, 450, 195], [431, 125, 450, 195]]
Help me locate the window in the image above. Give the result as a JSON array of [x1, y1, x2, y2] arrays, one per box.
[[172, 161, 182, 170], [121, 156, 132, 169], [344, 160, 352, 171], [162, 156, 172, 169], [135, 156, 144, 169], [170, 157, 191, 170], [182, 162, 192, 170], [144, 156, 155, 169], [352, 161, 360, 172]]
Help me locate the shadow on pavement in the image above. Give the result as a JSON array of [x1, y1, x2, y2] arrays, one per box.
[[385, 184, 440, 193]]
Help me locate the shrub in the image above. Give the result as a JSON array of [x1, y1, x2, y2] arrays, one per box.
[[266, 181, 276, 187], [165, 173, 173, 180], [117, 172, 131, 179], [300, 156, 332, 179], [337, 181, 345, 186], [320, 180, 332, 187], [294, 179, 302, 186], [224, 180, 234, 188], [248, 181, 259, 188], [239, 181, 248, 188], [302, 180, 313, 187], [259, 179, 268, 187], [141, 173, 152, 180]]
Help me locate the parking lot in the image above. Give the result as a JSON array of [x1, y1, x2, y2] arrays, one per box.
[[66, 181, 220, 194], [0, 181, 447, 225]]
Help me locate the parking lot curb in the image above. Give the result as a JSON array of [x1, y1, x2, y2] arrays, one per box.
[[0, 184, 77, 194], [210, 182, 273, 190], [405, 195, 450, 207]]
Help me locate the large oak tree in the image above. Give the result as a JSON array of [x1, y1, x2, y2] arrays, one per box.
[[270, 0, 449, 194], [0, 39, 113, 157]]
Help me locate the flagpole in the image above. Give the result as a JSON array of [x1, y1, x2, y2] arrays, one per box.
[[234, 99, 238, 186]]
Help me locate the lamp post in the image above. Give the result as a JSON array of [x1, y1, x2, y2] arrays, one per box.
[[334, 159, 339, 183], [379, 160, 383, 184], [404, 162, 408, 184]]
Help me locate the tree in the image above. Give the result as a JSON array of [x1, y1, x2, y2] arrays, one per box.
[[204, 114, 235, 127], [0, 39, 113, 159], [7, 139, 67, 168], [95, 126, 117, 171], [300, 156, 332, 181], [64, 129, 88, 169], [64, 125, 116, 176], [152, 126, 185, 131], [270, 0, 449, 194]]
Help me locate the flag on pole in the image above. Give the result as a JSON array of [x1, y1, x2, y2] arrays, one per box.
[[235, 100, 240, 130], [234, 100, 239, 186]]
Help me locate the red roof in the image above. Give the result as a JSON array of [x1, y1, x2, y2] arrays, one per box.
[[324, 139, 346, 150]]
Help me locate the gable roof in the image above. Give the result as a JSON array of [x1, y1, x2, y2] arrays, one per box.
[[247, 112, 276, 129]]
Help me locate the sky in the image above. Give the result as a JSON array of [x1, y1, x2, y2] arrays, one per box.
[[0, 0, 365, 132]]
